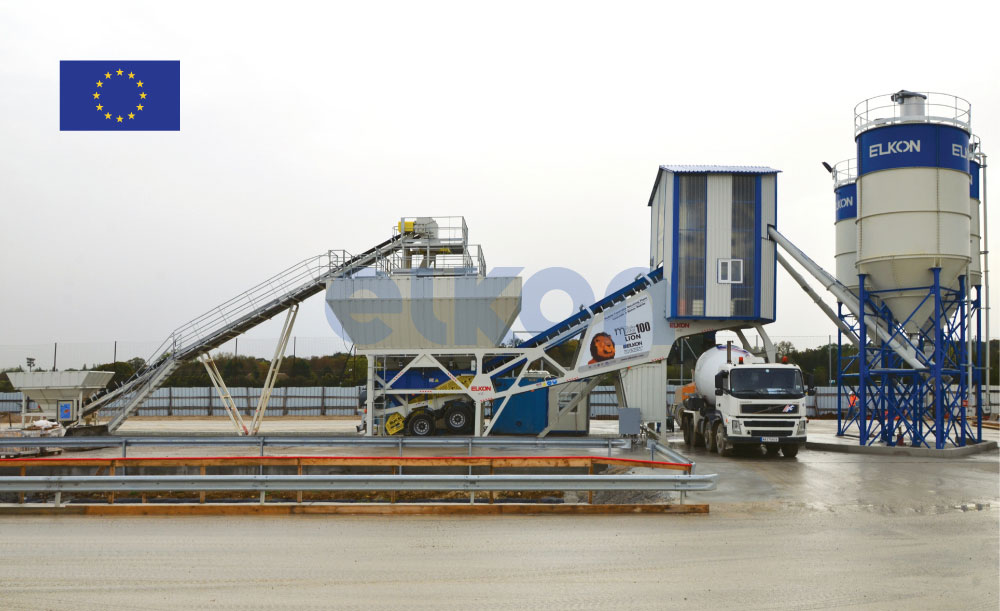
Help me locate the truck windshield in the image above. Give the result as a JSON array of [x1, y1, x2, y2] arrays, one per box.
[[729, 368, 804, 399]]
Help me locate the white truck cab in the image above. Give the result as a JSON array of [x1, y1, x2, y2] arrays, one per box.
[[673, 344, 813, 457]]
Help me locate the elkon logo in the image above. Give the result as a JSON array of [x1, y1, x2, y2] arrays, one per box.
[[836, 196, 854, 209], [869, 139, 920, 157], [952, 143, 974, 159]]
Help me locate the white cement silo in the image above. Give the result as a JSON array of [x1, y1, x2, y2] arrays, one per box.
[[832, 159, 858, 294], [854, 90, 972, 330]]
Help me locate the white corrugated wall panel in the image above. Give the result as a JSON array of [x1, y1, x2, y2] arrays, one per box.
[[622, 361, 668, 422], [705, 174, 732, 317], [760, 174, 777, 320]]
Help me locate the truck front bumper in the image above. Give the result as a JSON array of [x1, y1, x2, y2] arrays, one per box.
[[728, 435, 806, 445]]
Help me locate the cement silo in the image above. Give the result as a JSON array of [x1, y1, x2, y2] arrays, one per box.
[[831, 159, 858, 293], [854, 90, 972, 331], [833, 90, 985, 450]]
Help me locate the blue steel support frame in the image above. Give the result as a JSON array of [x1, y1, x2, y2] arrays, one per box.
[[836, 301, 861, 437], [838, 269, 980, 448]]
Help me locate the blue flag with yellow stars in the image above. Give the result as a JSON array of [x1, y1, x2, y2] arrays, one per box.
[[60, 61, 180, 131]]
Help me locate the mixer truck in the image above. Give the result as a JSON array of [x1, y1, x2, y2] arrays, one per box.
[[672, 343, 813, 457]]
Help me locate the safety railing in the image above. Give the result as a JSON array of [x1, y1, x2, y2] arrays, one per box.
[[854, 91, 971, 135], [0, 435, 635, 454], [0, 454, 715, 508], [831, 158, 857, 189]]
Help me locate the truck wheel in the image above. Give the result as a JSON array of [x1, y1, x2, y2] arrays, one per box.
[[780, 444, 800, 458], [445, 404, 473, 434], [715, 423, 733, 457], [682, 418, 692, 445], [705, 423, 717, 452], [693, 427, 706, 448], [405, 412, 435, 437], [765, 444, 781, 456]]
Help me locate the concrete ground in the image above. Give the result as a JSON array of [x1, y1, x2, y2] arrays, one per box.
[[1, 419, 997, 610]]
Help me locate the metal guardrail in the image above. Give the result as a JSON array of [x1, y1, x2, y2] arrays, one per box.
[[0, 473, 717, 494], [646, 440, 696, 474], [0, 435, 632, 455]]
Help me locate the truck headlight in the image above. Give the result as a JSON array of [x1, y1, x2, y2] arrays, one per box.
[[731, 419, 742, 434]]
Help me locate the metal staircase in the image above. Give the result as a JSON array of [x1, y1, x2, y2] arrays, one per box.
[[82, 234, 406, 432]]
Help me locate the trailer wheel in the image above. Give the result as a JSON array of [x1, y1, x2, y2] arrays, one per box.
[[780, 443, 800, 458], [405, 412, 435, 437], [444, 404, 473, 434], [715, 423, 733, 457], [705, 423, 717, 452]]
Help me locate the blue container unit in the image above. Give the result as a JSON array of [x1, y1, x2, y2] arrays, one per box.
[[488, 378, 549, 435]]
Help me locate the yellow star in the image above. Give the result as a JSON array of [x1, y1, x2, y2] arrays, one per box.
[[96, 80, 103, 88], [92, 92, 100, 99], [116, 69, 123, 76], [139, 92, 147, 99], [96, 103, 103, 111], [136, 103, 143, 111], [136, 80, 143, 87], [116, 115, 123, 123], [128, 72, 135, 79], [105, 72, 111, 79], [128, 112, 135, 119], [104, 112, 111, 119]]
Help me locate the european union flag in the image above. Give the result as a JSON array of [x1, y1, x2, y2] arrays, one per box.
[[60, 61, 180, 131]]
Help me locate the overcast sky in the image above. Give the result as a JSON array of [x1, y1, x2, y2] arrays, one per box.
[[1, 0, 997, 365]]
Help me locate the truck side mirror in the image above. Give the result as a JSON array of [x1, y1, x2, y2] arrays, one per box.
[[806, 373, 816, 396], [714, 372, 726, 396]]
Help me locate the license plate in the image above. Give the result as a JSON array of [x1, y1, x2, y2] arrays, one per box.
[[761, 436, 779, 443]]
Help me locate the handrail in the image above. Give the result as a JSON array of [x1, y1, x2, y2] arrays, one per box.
[[83, 234, 406, 422], [0, 435, 634, 451], [0, 473, 718, 494]]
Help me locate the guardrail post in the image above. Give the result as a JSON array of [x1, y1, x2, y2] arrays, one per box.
[[469, 439, 474, 504], [18, 466, 25, 504], [588, 461, 594, 505], [200, 466, 206, 504], [296, 460, 303, 504], [489, 460, 495, 504]]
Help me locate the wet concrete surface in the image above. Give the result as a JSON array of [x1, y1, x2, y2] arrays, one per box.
[[1, 418, 996, 610]]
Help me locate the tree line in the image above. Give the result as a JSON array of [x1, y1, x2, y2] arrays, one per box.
[[2, 339, 999, 392]]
